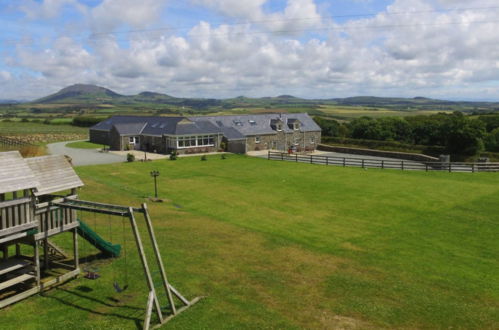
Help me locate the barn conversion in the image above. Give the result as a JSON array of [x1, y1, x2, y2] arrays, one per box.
[[89, 113, 321, 154]]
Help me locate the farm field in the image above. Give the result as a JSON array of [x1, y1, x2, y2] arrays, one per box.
[[1, 155, 498, 329]]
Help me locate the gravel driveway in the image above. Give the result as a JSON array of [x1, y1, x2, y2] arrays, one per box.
[[47, 141, 125, 166]]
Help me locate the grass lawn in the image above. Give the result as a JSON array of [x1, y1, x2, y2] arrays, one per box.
[[66, 140, 105, 149], [2, 155, 498, 329]]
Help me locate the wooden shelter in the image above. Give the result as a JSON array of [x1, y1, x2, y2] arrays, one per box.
[[0, 151, 198, 329], [0, 152, 81, 308]]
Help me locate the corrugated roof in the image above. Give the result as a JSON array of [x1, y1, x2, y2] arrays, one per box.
[[0, 151, 39, 194], [26, 155, 84, 196]]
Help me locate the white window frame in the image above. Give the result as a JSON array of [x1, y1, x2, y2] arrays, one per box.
[[255, 136, 261, 144], [176, 135, 215, 149], [310, 136, 315, 144], [293, 123, 300, 130], [276, 124, 283, 131], [129, 136, 139, 144]]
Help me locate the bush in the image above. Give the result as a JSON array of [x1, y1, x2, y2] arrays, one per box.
[[72, 116, 104, 127], [201, 155, 207, 161], [221, 154, 226, 160], [126, 153, 135, 162], [169, 151, 177, 160]]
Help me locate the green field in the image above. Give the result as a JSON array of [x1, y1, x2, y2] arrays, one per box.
[[66, 140, 104, 149], [2, 156, 498, 329]]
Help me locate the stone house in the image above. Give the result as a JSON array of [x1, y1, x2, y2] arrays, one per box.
[[89, 113, 321, 154]]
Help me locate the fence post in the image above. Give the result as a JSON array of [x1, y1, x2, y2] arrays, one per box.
[[326, 156, 329, 166], [449, 163, 452, 173], [343, 158, 346, 167], [296, 154, 298, 162], [310, 155, 313, 164], [381, 160, 384, 169], [401, 161, 404, 170], [268, 150, 270, 160], [281, 153, 284, 161], [362, 159, 365, 168], [425, 163, 428, 172], [472, 163, 475, 173]]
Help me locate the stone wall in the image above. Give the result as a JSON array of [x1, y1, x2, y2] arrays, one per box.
[[317, 144, 439, 162], [245, 130, 321, 152], [89, 129, 109, 145]]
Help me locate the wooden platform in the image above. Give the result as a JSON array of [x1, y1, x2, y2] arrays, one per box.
[[0, 273, 35, 291], [0, 259, 31, 276]]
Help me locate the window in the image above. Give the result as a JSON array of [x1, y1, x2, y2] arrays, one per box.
[[293, 123, 300, 130], [310, 136, 315, 144], [233, 120, 243, 126], [276, 124, 283, 131], [255, 136, 261, 144], [249, 120, 257, 126], [294, 137, 299, 145], [177, 135, 215, 148], [129, 136, 138, 144]]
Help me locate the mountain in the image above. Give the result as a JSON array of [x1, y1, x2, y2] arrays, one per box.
[[28, 84, 499, 113], [36, 84, 124, 103]]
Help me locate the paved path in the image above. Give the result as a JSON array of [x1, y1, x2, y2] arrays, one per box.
[[47, 141, 125, 166]]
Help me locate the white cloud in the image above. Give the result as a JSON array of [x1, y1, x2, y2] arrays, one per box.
[[90, 0, 168, 31], [4, 0, 499, 100], [19, 0, 85, 19]]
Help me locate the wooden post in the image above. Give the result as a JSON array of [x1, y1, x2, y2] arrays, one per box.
[[15, 244, 20, 257], [295, 154, 298, 162], [141, 203, 177, 314], [381, 160, 384, 169], [281, 153, 283, 161], [326, 156, 329, 166], [144, 291, 155, 330], [43, 238, 49, 269], [472, 163, 475, 173], [267, 151, 270, 160], [362, 159, 365, 168], [73, 228, 79, 270], [343, 158, 346, 167], [2, 245, 8, 260], [401, 161, 404, 170], [449, 163, 452, 173], [34, 241, 41, 287], [425, 163, 428, 172], [310, 155, 313, 164], [128, 208, 163, 324]]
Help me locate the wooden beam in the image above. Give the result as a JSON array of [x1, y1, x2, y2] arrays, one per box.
[[73, 228, 79, 270], [0, 222, 38, 238], [141, 203, 177, 313], [143, 291, 155, 330], [128, 208, 163, 324]]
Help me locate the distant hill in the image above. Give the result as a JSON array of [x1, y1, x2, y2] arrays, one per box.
[[29, 83, 499, 112], [36, 84, 124, 103]]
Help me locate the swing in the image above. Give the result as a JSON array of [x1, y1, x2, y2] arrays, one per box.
[[110, 214, 129, 293], [83, 211, 100, 280]]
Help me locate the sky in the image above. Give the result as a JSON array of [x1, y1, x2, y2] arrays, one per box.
[[2, 0, 499, 101]]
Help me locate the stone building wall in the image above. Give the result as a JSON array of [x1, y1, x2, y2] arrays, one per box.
[[89, 129, 109, 145]]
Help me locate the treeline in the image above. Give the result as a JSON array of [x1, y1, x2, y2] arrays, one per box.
[[315, 112, 499, 156]]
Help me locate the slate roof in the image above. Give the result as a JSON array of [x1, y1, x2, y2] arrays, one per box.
[[90, 113, 320, 139], [91, 116, 220, 136], [189, 113, 320, 136]]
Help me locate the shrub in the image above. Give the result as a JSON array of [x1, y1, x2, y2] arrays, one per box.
[[201, 155, 207, 161], [221, 154, 226, 160], [169, 151, 177, 160], [126, 153, 135, 162]]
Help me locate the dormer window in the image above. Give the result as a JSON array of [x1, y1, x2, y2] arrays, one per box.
[[276, 123, 283, 131], [249, 120, 257, 126], [233, 120, 243, 126], [293, 123, 300, 130]]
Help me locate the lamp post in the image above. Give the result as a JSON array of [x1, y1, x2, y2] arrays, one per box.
[[150, 170, 160, 198]]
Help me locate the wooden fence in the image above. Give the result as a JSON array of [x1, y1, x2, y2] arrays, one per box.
[[268, 151, 499, 173], [0, 136, 31, 148]]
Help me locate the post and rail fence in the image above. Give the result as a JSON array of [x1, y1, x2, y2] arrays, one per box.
[[267, 151, 499, 173]]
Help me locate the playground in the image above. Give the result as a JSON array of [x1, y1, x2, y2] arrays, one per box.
[[0, 153, 498, 329]]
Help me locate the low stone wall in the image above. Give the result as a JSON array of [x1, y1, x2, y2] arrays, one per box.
[[317, 144, 439, 162]]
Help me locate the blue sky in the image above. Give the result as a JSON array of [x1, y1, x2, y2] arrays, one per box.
[[1, 0, 499, 100]]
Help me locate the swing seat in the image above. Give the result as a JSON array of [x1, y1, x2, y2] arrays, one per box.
[[113, 281, 128, 293], [84, 271, 100, 280]]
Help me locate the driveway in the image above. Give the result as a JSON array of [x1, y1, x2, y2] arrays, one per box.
[[47, 141, 125, 166]]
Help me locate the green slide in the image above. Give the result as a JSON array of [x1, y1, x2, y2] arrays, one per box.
[[77, 219, 121, 257]]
